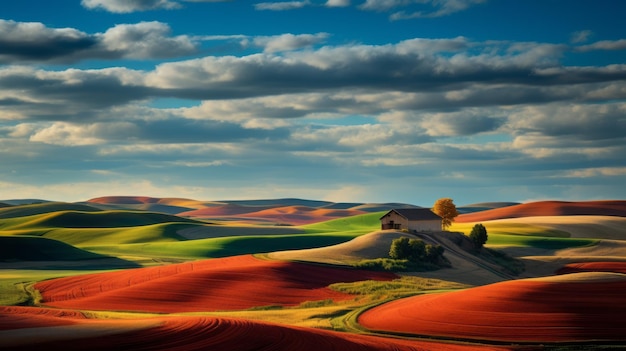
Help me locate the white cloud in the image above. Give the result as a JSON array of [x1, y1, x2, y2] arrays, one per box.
[[359, 0, 486, 19], [28, 122, 137, 146], [99, 22, 197, 59], [81, 0, 183, 13], [254, 1, 311, 11], [0, 20, 198, 63], [326, 0, 350, 7], [557, 167, 626, 178], [576, 39, 626, 52], [252, 33, 329, 52], [81, 0, 230, 13]]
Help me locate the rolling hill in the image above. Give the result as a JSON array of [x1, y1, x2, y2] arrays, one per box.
[[456, 200, 626, 222]]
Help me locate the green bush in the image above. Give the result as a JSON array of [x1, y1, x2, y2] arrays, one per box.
[[469, 223, 488, 249], [389, 237, 445, 264]]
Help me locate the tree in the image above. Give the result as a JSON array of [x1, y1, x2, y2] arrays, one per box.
[[389, 237, 411, 260], [389, 237, 444, 264], [432, 198, 459, 230], [469, 223, 488, 249]]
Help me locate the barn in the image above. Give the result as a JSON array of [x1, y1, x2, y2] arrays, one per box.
[[380, 208, 442, 232]]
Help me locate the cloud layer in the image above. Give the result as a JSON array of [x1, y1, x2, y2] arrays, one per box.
[[1, 1, 625, 204]]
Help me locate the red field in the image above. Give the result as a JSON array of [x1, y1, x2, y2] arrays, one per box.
[[358, 273, 626, 342], [0, 306, 519, 351], [457, 200, 626, 222], [557, 261, 626, 274], [36, 255, 397, 313]]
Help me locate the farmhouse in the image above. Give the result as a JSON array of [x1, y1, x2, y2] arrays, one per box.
[[380, 208, 442, 232]]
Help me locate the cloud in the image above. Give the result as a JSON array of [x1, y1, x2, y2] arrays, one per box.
[[142, 38, 626, 101], [570, 30, 593, 44], [99, 21, 197, 59], [507, 103, 626, 141], [81, 0, 230, 13], [326, 0, 350, 7], [0, 20, 96, 62], [576, 39, 626, 52], [3, 36, 626, 126], [0, 20, 198, 63], [359, 0, 486, 19], [252, 33, 330, 52], [82, 0, 183, 12], [25, 117, 290, 146], [557, 167, 626, 178], [255, 1, 311, 11], [417, 112, 504, 137]]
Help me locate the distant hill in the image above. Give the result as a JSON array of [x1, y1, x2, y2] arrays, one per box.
[[0, 199, 50, 206], [0, 202, 102, 219], [457, 200, 626, 222], [85, 196, 210, 214], [29, 210, 198, 229], [458, 202, 519, 214]]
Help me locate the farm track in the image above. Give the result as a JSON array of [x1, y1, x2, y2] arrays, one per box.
[[414, 232, 516, 281]]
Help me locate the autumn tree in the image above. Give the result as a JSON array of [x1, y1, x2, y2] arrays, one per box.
[[432, 198, 459, 230], [469, 223, 488, 249]]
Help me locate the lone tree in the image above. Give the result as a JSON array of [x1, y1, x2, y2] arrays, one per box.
[[469, 223, 488, 250], [432, 198, 459, 230]]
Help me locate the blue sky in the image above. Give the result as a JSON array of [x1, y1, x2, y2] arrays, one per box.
[[0, 0, 625, 206]]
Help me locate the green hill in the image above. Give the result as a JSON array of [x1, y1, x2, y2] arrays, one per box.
[[0, 202, 102, 219], [0, 210, 199, 231], [301, 211, 384, 234], [0, 236, 113, 261]]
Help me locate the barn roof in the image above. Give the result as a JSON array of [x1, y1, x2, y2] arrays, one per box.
[[380, 208, 442, 221]]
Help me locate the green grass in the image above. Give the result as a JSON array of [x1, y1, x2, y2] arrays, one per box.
[[85, 232, 360, 260], [0, 280, 32, 305], [301, 212, 384, 234], [353, 258, 445, 272], [0, 269, 126, 306], [450, 222, 571, 238], [487, 234, 596, 250], [41, 222, 193, 246], [330, 276, 470, 299]]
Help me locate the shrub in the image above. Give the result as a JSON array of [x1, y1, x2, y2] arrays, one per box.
[[469, 223, 488, 249], [389, 237, 445, 264]]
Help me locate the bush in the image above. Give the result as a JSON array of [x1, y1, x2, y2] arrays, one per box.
[[354, 258, 443, 272], [355, 258, 411, 271], [389, 237, 445, 264], [469, 223, 488, 249]]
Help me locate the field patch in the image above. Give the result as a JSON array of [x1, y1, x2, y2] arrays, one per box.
[[557, 261, 626, 274], [456, 200, 626, 223], [359, 272, 626, 342], [0, 307, 511, 351], [36, 255, 397, 313]]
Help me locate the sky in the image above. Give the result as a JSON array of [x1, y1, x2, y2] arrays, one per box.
[[0, 0, 625, 206]]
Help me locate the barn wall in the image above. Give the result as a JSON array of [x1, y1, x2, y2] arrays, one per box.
[[407, 219, 441, 232], [381, 212, 408, 230]]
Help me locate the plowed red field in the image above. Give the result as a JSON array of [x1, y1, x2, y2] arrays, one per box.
[[456, 200, 626, 222], [359, 273, 626, 342], [0, 306, 516, 351], [35, 255, 396, 313], [557, 261, 626, 274]]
